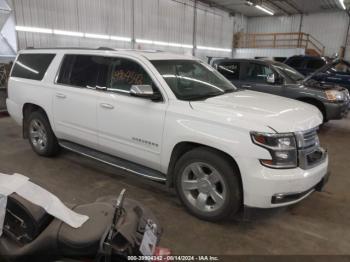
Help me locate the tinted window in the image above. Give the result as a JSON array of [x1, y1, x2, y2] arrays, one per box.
[[216, 62, 240, 81], [272, 62, 304, 82], [57, 55, 108, 88], [245, 63, 273, 82], [11, 54, 55, 80], [108, 58, 153, 94], [286, 57, 304, 68], [306, 59, 325, 70], [152, 60, 236, 101]]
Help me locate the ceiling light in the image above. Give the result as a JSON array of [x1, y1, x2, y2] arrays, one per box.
[[153, 41, 193, 49], [85, 33, 109, 39], [255, 5, 274, 15], [53, 30, 84, 37], [245, 1, 254, 6], [136, 39, 193, 49], [197, 46, 232, 52], [15, 26, 52, 34], [135, 39, 154, 44], [110, 36, 132, 42], [339, 0, 346, 10]]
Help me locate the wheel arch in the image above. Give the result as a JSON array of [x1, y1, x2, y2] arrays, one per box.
[[166, 141, 243, 195], [22, 103, 51, 138]]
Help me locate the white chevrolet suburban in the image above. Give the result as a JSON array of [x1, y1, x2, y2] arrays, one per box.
[[6, 48, 329, 221]]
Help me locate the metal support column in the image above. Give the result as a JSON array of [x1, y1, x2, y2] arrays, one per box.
[[192, 0, 197, 56]]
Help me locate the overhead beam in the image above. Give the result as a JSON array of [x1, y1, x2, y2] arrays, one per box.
[[197, 0, 237, 15], [265, 0, 292, 15], [281, 0, 303, 14]]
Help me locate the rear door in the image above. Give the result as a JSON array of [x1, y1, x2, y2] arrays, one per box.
[[52, 54, 102, 149], [241, 62, 284, 96]]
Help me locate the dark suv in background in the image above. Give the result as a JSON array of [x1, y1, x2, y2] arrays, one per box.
[[211, 58, 349, 122], [309, 59, 350, 92], [284, 55, 327, 76]]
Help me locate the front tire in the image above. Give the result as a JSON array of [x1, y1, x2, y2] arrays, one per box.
[[174, 147, 242, 221], [27, 111, 60, 157]]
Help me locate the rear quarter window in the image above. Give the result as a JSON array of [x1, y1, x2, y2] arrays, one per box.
[[306, 59, 325, 70], [11, 53, 56, 81], [286, 57, 304, 68]]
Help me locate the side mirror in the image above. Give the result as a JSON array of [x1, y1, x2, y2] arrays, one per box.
[[266, 73, 276, 84], [130, 85, 162, 101]]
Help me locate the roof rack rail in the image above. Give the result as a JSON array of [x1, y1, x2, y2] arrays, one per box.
[[97, 47, 115, 51]]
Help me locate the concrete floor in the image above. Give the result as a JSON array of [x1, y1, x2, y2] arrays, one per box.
[[0, 115, 350, 255]]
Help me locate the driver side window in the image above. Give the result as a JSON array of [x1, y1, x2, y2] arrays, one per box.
[[245, 63, 273, 83], [107, 58, 155, 95]]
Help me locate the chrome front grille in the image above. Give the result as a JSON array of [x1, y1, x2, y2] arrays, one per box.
[[295, 127, 326, 170], [295, 128, 319, 149]]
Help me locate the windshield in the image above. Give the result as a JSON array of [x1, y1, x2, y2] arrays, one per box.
[[272, 62, 304, 82], [151, 60, 237, 101]]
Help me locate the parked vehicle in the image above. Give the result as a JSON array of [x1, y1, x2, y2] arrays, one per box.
[[0, 63, 11, 112], [0, 189, 162, 261], [211, 58, 349, 122], [7, 48, 330, 221], [284, 55, 327, 76], [308, 59, 350, 92]]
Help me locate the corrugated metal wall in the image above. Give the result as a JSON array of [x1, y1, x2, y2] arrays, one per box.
[[13, 0, 243, 60], [247, 11, 349, 57]]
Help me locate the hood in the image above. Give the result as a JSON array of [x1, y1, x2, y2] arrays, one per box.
[[304, 59, 350, 82], [302, 79, 345, 91], [190, 90, 323, 133]]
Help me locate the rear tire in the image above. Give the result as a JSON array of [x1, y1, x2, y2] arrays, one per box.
[[27, 111, 60, 157], [174, 147, 242, 221]]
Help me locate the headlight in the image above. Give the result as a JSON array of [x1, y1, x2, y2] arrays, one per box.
[[251, 131, 298, 169], [325, 90, 345, 101]]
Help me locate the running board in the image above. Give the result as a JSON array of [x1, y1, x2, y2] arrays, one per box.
[[58, 140, 167, 183]]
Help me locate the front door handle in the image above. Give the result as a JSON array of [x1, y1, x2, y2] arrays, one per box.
[[242, 85, 252, 88], [56, 93, 66, 99], [100, 103, 114, 110]]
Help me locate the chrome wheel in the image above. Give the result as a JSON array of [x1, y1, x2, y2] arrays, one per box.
[[29, 119, 48, 152], [181, 162, 226, 212]]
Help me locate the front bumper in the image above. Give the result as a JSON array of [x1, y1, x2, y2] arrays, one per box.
[[271, 171, 330, 204], [237, 154, 329, 208], [324, 100, 349, 120]]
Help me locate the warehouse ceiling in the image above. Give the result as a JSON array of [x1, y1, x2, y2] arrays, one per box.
[[201, 0, 348, 16]]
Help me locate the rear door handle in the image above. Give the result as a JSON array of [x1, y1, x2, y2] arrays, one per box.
[[56, 93, 66, 99], [242, 85, 252, 88], [100, 103, 114, 110]]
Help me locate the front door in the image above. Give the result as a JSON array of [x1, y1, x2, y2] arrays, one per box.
[[241, 62, 284, 96], [97, 57, 167, 171]]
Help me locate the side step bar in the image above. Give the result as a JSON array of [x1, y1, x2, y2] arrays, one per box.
[[59, 140, 167, 183]]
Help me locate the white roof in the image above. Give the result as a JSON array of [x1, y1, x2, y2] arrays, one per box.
[[19, 48, 197, 61]]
